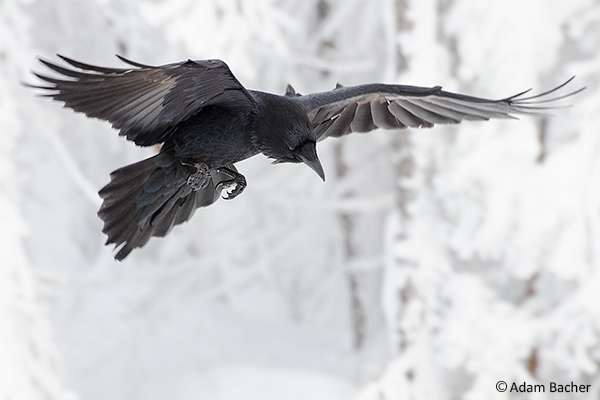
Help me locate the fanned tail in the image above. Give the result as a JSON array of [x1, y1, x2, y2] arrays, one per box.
[[98, 151, 226, 261]]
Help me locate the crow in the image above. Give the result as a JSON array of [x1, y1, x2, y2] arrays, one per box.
[[28, 55, 584, 260]]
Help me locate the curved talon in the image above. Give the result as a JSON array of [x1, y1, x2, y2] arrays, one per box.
[[216, 169, 247, 200], [217, 178, 246, 200]]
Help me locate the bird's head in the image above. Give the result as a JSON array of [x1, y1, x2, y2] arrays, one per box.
[[254, 94, 325, 181], [278, 137, 325, 181], [268, 121, 325, 181]]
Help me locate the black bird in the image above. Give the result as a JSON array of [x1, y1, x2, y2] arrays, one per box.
[[28, 55, 583, 260]]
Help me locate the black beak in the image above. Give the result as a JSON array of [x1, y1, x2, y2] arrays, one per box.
[[297, 141, 325, 181]]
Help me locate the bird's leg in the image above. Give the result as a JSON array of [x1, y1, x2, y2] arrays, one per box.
[[185, 162, 211, 190], [215, 167, 247, 200]]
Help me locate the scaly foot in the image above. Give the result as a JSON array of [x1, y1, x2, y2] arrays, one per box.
[[185, 163, 210, 190]]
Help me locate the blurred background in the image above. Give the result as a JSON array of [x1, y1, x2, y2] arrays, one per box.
[[2, 0, 600, 399]]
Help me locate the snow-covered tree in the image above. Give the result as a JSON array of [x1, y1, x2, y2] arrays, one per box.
[[364, 0, 600, 399], [0, 1, 76, 399]]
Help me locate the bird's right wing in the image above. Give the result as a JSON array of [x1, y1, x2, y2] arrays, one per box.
[[292, 78, 584, 141], [27, 55, 256, 146]]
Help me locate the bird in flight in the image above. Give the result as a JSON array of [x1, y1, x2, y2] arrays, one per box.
[[28, 55, 583, 260]]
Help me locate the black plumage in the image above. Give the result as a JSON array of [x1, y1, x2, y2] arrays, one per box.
[[27, 55, 584, 260]]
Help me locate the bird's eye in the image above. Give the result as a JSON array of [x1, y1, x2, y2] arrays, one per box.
[[287, 144, 295, 151]]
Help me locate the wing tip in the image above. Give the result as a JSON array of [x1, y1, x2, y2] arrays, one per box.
[[508, 76, 586, 105], [115, 54, 154, 69]]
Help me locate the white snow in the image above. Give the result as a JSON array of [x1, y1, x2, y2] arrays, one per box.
[[2, 0, 599, 399], [126, 366, 356, 400]]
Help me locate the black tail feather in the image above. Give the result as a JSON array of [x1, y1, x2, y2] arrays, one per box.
[[97, 151, 232, 261]]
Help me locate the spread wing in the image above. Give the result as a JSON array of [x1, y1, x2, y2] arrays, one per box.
[[292, 78, 584, 140], [27, 55, 256, 146]]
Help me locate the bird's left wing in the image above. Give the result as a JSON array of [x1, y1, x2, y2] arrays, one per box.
[[27, 55, 256, 146], [292, 78, 584, 141]]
